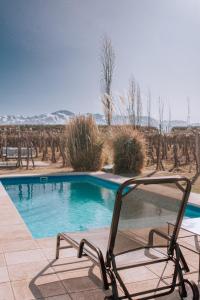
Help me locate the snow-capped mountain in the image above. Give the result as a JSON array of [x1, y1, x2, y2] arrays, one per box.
[[0, 110, 199, 128], [0, 110, 75, 125], [0, 111, 155, 126]]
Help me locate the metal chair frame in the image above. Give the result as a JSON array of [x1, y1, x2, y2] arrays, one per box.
[[56, 176, 199, 299]]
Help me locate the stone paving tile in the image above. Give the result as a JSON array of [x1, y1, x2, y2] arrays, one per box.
[[146, 260, 196, 279], [118, 266, 158, 284], [5, 249, 47, 266], [58, 268, 93, 282], [43, 295, 71, 300], [70, 288, 111, 300], [62, 274, 101, 293], [179, 245, 195, 256], [33, 273, 67, 296], [0, 254, 6, 267], [2, 239, 38, 253], [0, 267, 9, 283], [117, 280, 184, 300], [118, 278, 167, 296], [0, 282, 15, 300], [0, 224, 32, 241], [0, 215, 22, 226], [12, 276, 66, 300], [184, 271, 199, 283], [7, 260, 54, 281], [36, 238, 57, 249], [184, 253, 200, 270], [51, 256, 93, 273], [155, 292, 180, 299], [42, 247, 77, 260], [56, 262, 117, 294], [12, 279, 43, 300]]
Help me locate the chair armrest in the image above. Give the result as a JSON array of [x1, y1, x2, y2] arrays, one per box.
[[78, 238, 105, 264], [78, 238, 109, 290], [148, 228, 171, 247]]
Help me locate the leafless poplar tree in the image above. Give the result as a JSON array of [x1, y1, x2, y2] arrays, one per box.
[[156, 98, 165, 170], [100, 35, 115, 126], [136, 84, 142, 126], [187, 97, 191, 128], [147, 89, 151, 128], [167, 103, 171, 133], [127, 76, 136, 127], [158, 97, 164, 134]]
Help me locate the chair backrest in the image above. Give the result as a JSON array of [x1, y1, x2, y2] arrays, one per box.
[[6, 147, 19, 158], [2, 147, 7, 157], [20, 147, 36, 158], [107, 176, 191, 260]]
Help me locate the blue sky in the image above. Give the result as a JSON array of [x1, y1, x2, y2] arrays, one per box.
[[0, 0, 200, 122]]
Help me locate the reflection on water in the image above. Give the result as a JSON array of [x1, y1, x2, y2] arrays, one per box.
[[4, 178, 197, 239], [5, 180, 116, 238]]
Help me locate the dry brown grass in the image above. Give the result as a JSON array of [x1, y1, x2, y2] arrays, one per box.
[[66, 115, 103, 171], [112, 127, 145, 174]]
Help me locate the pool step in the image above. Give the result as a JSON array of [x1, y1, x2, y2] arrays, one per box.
[[40, 176, 48, 183]]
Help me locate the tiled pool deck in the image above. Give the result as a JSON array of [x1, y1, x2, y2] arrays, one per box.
[[0, 172, 200, 299]]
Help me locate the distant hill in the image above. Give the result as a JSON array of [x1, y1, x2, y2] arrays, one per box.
[[0, 110, 75, 125], [0, 110, 199, 128]]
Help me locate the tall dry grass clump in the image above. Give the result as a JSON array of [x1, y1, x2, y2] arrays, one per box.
[[113, 127, 145, 174], [66, 115, 103, 171]]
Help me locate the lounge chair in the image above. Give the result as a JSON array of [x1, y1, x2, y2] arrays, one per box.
[[2, 147, 18, 159], [56, 176, 199, 299], [2, 147, 36, 160], [1, 146, 36, 168]]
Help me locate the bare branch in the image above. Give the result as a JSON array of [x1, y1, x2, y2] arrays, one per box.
[[187, 97, 191, 128], [147, 89, 151, 128], [100, 35, 115, 125], [127, 76, 136, 127], [136, 84, 142, 126]]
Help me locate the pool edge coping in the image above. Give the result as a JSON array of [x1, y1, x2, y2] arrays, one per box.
[[1, 171, 200, 241], [1, 170, 200, 205]]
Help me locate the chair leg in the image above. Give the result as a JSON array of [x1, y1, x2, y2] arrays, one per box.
[[177, 264, 187, 298], [56, 234, 61, 259], [179, 248, 190, 272], [99, 264, 109, 290], [107, 269, 118, 299]]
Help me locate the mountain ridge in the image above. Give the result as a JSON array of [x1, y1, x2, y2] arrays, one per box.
[[0, 110, 199, 128]]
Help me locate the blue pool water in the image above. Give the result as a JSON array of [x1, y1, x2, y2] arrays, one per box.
[[185, 203, 200, 218], [2, 175, 118, 238], [1, 175, 200, 238]]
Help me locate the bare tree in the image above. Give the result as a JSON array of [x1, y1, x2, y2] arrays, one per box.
[[127, 76, 136, 127], [147, 89, 151, 128], [158, 97, 164, 134], [156, 98, 165, 170], [167, 103, 171, 133], [100, 35, 115, 126], [136, 84, 142, 126], [187, 97, 191, 128]]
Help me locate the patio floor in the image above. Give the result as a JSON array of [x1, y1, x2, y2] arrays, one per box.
[[1, 235, 199, 300], [0, 173, 200, 299]]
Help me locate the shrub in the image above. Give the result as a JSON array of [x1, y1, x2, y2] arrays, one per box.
[[113, 127, 145, 174], [100, 126, 114, 165], [66, 115, 103, 171]]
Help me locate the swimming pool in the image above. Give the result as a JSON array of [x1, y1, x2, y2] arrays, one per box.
[[1, 175, 118, 238], [1, 175, 200, 238]]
